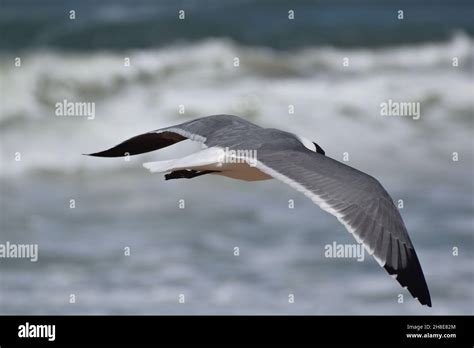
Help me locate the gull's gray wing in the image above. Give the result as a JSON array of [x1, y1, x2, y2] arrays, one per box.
[[255, 149, 432, 307], [86, 114, 261, 157]]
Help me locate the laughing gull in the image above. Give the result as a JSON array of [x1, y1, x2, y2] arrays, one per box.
[[87, 114, 432, 307]]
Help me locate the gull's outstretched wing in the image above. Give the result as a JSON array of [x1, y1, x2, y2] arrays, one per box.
[[85, 114, 261, 157], [255, 149, 431, 307]]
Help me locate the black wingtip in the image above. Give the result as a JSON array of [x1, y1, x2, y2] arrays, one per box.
[[312, 142, 325, 155], [83, 132, 188, 158], [417, 293, 432, 307], [384, 258, 432, 308], [83, 150, 123, 157], [423, 293, 432, 307], [82, 152, 109, 157], [82, 146, 136, 157]]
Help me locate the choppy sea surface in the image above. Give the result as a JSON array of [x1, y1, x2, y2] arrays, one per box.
[[0, 0, 473, 314]]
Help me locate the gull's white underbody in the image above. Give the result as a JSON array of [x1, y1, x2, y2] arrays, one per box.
[[143, 146, 273, 181], [143, 133, 318, 182]]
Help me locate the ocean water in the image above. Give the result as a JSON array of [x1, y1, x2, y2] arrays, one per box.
[[0, 0, 473, 314]]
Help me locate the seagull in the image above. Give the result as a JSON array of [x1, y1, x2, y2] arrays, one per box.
[[86, 114, 432, 307]]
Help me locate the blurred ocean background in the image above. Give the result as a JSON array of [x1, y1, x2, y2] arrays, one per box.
[[0, 0, 473, 314]]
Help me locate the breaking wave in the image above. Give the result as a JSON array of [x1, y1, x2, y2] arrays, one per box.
[[0, 33, 472, 181]]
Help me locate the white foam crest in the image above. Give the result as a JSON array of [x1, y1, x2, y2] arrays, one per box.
[[0, 34, 472, 178]]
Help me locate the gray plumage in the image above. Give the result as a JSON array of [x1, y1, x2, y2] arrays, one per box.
[[88, 114, 431, 307]]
